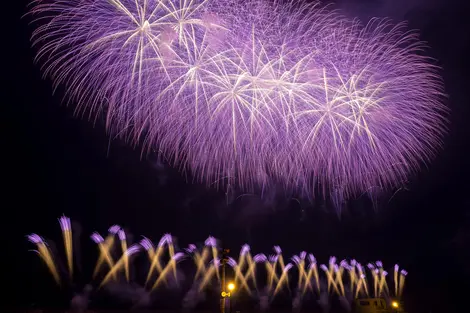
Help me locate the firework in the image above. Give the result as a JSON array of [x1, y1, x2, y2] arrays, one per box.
[[28, 222, 408, 305], [30, 220, 411, 310], [144, 234, 174, 287], [59, 216, 73, 279], [92, 225, 120, 279], [100, 244, 140, 287], [28, 234, 61, 285], [28, 0, 447, 206], [91, 231, 117, 279]]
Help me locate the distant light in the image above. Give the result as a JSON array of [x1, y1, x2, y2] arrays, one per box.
[[227, 282, 235, 291], [392, 301, 399, 308]]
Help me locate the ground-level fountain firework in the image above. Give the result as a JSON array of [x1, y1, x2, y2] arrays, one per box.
[[28, 216, 408, 312], [27, 0, 447, 208]]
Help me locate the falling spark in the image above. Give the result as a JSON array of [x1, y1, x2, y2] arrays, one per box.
[[27, 0, 447, 208]]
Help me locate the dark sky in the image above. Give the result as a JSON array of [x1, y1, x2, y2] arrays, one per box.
[[4, 0, 470, 312]]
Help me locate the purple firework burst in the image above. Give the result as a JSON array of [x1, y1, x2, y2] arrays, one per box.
[[27, 0, 447, 205]]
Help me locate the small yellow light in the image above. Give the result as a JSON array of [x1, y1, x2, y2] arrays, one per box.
[[392, 301, 399, 308], [227, 282, 235, 291]]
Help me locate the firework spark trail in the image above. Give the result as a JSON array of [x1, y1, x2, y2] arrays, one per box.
[[118, 230, 130, 282], [308, 254, 320, 294], [145, 234, 171, 286], [375, 261, 389, 296], [91, 232, 117, 280], [334, 264, 345, 297], [28, 221, 408, 301], [273, 263, 292, 296], [164, 234, 178, 281], [242, 249, 258, 290], [399, 269, 408, 298], [28, 234, 61, 286], [140, 237, 155, 259], [151, 252, 185, 290], [320, 263, 340, 295], [228, 245, 254, 293], [191, 237, 217, 282], [367, 263, 379, 297], [358, 264, 369, 297], [378, 270, 389, 296], [185, 240, 220, 292], [227, 257, 252, 295], [59, 216, 73, 279], [198, 258, 220, 292], [394, 264, 399, 297], [100, 244, 140, 288], [28, 0, 447, 207], [292, 254, 307, 291], [93, 225, 120, 279], [204, 236, 220, 281], [276, 247, 290, 291], [348, 259, 357, 293], [266, 254, 280, 292]]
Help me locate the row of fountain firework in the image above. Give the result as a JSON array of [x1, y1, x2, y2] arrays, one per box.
[[28, 216, 407, 309]]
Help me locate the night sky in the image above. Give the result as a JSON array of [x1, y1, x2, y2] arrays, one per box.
[[4, 0, 470, 312]]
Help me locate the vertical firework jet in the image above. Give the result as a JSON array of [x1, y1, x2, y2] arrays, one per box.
[[29, 220, 409, 309]]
